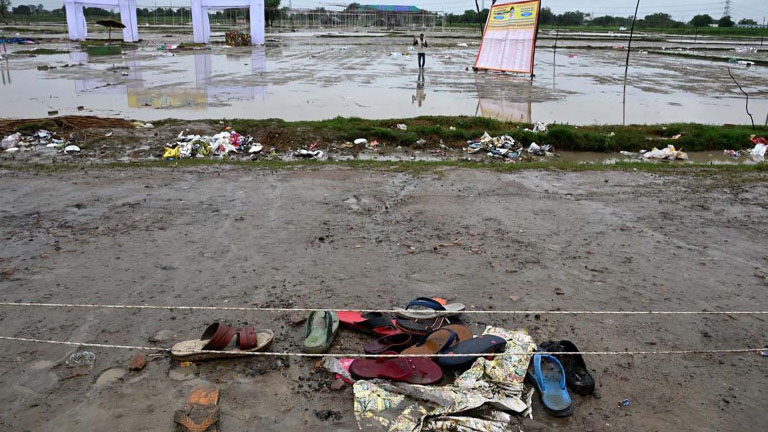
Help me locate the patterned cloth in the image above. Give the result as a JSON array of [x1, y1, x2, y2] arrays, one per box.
[[353, 327, 536, 432]]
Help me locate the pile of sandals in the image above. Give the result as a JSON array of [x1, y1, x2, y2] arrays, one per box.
[[169, 296, 596, 425]]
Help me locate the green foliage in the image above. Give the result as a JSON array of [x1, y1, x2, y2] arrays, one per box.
[[690, 14, 714, 27], [719, 15, 735, 27]]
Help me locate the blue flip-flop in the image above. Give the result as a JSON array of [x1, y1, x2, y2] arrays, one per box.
[[531, 354, 573, 417]]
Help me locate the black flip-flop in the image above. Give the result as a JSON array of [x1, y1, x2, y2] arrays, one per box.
[[539, 340, 596, 395], [435, 334, 507, 368], [394, 316, 446, 336]]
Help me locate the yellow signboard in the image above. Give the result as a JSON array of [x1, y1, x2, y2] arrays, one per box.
[[474, 0, 541, 73]]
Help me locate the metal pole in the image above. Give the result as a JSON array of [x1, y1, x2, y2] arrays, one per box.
[[623, 0, 641, 126], [529, 0, 542, 78]]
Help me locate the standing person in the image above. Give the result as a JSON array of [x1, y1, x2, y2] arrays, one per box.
[[413, 33, 428, 70]]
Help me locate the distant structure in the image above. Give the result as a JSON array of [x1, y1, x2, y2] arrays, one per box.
[[348, 4, 423, 13], [723, 0, 732, 18]]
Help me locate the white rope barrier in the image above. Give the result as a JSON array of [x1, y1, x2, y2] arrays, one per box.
[[0, 336, 764, 357], [1, 302, 767, 315]]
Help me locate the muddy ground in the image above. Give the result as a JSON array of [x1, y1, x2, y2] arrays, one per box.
[[0, 164, 767, 431]]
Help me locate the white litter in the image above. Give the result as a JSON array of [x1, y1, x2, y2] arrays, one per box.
[[64, 145, 81, 154], [249, 143, 264, 154], [457, 43, 469, 47], [397, 124, 408, 131], [642, 145, 688, 161], [751, 143, 767, 161], [354, 138, 368, 145]]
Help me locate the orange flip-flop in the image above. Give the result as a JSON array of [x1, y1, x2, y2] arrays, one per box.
[[174, 386, 220, 432]]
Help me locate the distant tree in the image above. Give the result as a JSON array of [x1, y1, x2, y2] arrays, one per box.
[[344, 2, 360, 12], [12, 5, 32, 15], [265, 0, 280, 27], [36, 3, 44, 14], [0, 0, 11, 17], [689, 14, 714, 27], [718, 15, 734, 27], [738, 18, 757, 26], [642, 12, 679, 28], [539, 7, 554, 25], [555, 11, 585, 26]]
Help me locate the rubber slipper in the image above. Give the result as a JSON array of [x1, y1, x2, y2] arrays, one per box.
[[302, 311, 339, 353], [539, 340, 596, 395], [350, 355, 443, 384], [401, 328, 458, 355], [364, 333, 413, 354], [173, 385, 220, 432], [435, 334, 506, 368], [530, 354, 573, 417], [394, 315, 447, 336], [395, 297, 466, 319], [337, 311, 399, 336], [171, 323, 274, 361]]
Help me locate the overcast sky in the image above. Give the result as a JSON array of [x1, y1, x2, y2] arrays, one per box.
[[14, 1, 768, 21]]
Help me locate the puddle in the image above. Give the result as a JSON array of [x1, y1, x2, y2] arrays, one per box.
[[0, 33, 767, 124]]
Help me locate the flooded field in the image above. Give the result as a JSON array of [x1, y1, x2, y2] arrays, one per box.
[[1, 28, 767, 124]]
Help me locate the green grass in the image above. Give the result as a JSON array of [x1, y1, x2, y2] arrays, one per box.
[[182, 117, 768, 152], [12, 48, 69, 56]]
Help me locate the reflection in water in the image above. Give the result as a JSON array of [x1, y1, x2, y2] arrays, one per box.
[[474, 75, 532, 123], [1, 55, 10, 85], [412, 71, 425, 107], [72, 48, 267, 110]]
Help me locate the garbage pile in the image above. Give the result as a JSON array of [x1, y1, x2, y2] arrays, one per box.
[[225, 31, 251, 47], [723, 136, 766, 162], [464, 132, 553, 162], [163, 130, 258, 160], [1, 130, 76, 154]]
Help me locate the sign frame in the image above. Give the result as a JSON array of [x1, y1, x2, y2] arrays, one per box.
[[473, 0, 542, 75]]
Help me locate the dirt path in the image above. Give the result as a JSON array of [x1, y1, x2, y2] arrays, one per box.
[[0, 166, 767, 431]]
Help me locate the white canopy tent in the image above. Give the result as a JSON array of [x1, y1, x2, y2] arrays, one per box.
[[191, 0, 265, 45], [64, 0, 139, 42]]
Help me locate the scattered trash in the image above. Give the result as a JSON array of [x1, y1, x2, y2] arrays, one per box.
[[531, 122, 549, 133], [619, 398, 630, 407], [354, 138, 368, 146], [396, 124, 408, 131], [457, 43, 469, 48], [47, 110, 58, 116], [416, 139, 427, 146], [248, 143, 264, 154], [641, 145, 688, 161], [64, 145, 81, 154], [104, 132, 113, 137], [1, 133, 21, 149], [723, 149, 741, 158], [164, 130, 254, 159], [66, 351, 96, 367], [294, 149, 324, 159], [759, 349, 768, 357], [132, 121, 154, 129], [464, 132, 554, 162], [225, 31, 251, 46], [129, 354, 146, 371], [750, 136, 767, 161], [5, 147, 19, 153]]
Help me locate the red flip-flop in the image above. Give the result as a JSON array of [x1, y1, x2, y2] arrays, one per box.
[[350, 355, 443, 384], [337, 311, 400, 337]]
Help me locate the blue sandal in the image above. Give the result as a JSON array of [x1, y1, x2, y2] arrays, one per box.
[[530, 354, 573, 417]]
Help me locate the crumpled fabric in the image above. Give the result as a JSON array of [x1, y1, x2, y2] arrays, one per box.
[[353, 327, 535, 432]]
